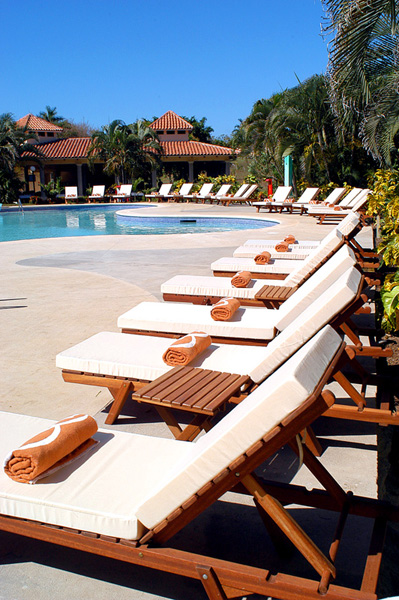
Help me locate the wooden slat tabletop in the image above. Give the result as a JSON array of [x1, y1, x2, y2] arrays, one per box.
[[132, 367, 250, 415], [255, 284, 296, 301]]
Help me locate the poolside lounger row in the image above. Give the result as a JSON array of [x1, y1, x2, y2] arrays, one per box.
[[2, 200, 396, 600]]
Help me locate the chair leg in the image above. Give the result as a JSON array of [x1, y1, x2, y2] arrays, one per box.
[[197, 566, 228, 600], [105, 382, 133, 424]]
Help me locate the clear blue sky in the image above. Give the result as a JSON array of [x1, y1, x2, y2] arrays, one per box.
[[1, 0, 328, 137]]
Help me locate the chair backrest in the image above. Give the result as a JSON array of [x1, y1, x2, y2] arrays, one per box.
[[337, 188, 362, 207], [197, 183, 214, 196], [178, 183, 193, 196], [297, 188, 320, 204], [350, 189, 371, 211], [158, 183, 172, 196], [250, 262, 361, 383], [233, 183, 250, 198], [136, 324, 343, 530], [119, 184, 132, 196], [91, 185, 105, 197], [272, 186, 292, 202], [336, 210, 362, 237], [285, 227, 344, 286], [323, 187, 346, 205], [241, 184, 258, 199], [65, 187, 78, 198], [214, 184, 231, 197]]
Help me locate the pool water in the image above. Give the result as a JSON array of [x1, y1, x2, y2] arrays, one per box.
[[0, 205, 275, 241]]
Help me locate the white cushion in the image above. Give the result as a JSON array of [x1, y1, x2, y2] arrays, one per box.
[[243, 239, 320, 248], [136, 325, 342, 529], [117, 302, 277, 340], [233, 245, 311, 259], [161, 275, 269, 299], [56, 332, 271, 382], [0, 411, 191, 539], [211, 256, 300, 274], [284, 229, 343, 285], [274, 246, 356, 330], [250, 267, 361, 382]]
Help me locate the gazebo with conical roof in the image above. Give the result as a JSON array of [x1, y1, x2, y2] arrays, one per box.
[[149, 111, 235, 185]]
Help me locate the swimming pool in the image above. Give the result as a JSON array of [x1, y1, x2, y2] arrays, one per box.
[[0, 205, 276, 241]]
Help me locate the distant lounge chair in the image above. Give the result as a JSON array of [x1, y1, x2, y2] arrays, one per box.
[[145, 183, 173, 202], [64, 186, 78, 202], [215, 183, 249, 205], [308, 190, 371, 224], [252, 186, 293, 211], [4, 324, 393, 600], [88, 185, 105, 202], [111, 184, 132, 202], [267, 187, 321, 215], [218, 184, 258, 206], [205, 184, 232, 204], [184, 183, 214, 203], [168, 183, 194, 202]]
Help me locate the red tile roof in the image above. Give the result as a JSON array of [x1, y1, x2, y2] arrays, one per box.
[[160, 140, 234, 157], [16, 114, 64, 132], [23, 137, 92, 159], [22, 137, 234, 160], [150, 111, 193, 131]]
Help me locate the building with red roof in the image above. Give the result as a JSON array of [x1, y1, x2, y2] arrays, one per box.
[[18, 111, 236, 197]]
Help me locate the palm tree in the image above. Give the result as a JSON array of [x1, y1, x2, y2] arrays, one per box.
[[37, 106, 64, 124], [88, 119, 161, 184], [323, 0, 399, 164]]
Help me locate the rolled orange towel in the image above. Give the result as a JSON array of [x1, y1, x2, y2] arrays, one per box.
[[211, 297, 241, 321], [334, 206, 342, 211], [274, 241, 289, 252], [231, 271, 252, 288], [284, 235, 296, 244], [254, 251, 272, 264], [4, 414, 98, 484], [162, 331, 212, 366]]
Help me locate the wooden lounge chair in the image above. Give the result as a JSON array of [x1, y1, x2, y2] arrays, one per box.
[[184, 183, 214, 203], [205, 183, 232, 204], [4, 328, 397, 600], [218, 184, 258, 206], [64, 186, 78, 202], [252, 185, 293, 211], [145, 183, 173, 202], [308, 190, 371, 224], [211, 222, 350, 280], [117, 248, 360, 345], [111, 184, 133, 202], [167, 182, 193, 202], [161, 245, 356, 307], [88, 185, 106, 202], [214, 183, 250, 204], [58, 266, 392, 433], [254, 187, 319, 214]]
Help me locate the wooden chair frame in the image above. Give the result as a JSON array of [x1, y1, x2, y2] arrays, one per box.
[[2, 351, 398, 600]]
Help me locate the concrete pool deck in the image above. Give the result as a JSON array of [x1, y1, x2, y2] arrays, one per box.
[[0, 202, 394, 599]]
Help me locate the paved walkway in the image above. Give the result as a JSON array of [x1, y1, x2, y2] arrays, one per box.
[[0, 203, 387, 599]]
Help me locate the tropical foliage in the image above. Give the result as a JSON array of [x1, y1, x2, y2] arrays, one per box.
[[88, 119, 161, 184], [232, 75, 375, 193], [323, 0, 399, 166], [37, 105, 64, 124], [0, 113, 41, 203]]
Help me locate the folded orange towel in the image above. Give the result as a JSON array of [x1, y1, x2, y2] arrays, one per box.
[[254, 251, 271, 264], [284, 235, 296, 244], [334, 206, 342, 211], [211, 297, 241, 321], [162, 331, 212, 366], [274, 241, 289, 252], [231, 271, 252, 288], [4, 414, 98, 484]]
